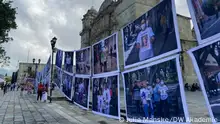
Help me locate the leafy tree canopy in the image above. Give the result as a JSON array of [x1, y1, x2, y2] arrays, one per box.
[[0, 0, 17, 66]]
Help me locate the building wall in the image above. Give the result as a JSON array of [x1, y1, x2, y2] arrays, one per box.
[[17, 63, 46, 83]]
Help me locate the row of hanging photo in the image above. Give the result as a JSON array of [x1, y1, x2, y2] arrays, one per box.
[[37, 0, 220, 123], [50, 0, 189, 123], [53, 54, 188, 123]]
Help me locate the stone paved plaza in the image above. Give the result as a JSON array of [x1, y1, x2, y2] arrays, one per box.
[[0, 89, 216, 124], [0, 91, 128, 124]]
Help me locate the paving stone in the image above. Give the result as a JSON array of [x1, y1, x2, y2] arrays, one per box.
[[14, 121, 25, 124]]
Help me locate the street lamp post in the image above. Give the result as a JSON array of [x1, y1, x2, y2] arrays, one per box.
[[49, 37, 57, 103], [33, 58, 41, 94]]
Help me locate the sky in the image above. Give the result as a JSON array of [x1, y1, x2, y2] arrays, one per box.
[[0, 0, 190, 75]]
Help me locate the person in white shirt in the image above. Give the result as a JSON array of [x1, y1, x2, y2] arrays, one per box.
[[66, 54, 72, 72], [140, 81, 154, 118], [97, 90, 103, 113], [103, 83, 111, 114], [78, 80, 85, 103], [159, 81, 169, 118], [136, 18, 155, 61]]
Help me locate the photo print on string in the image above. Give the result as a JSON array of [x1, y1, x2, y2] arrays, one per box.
[[122, 55, 189, 123], [45, 56, 51, 76], [75, 46, 91, 76], [73, 76, 90, 110], [64, 51, 74, 74], [92, 33, 119, 76], [61, 71, 73, 100], [92, 74, 120, 119], [121, 0, 181, 69], [188, 38, 220, 123], [54, 67, 62, 88], [55, 49, 63, 69], [187, 0, 220, 44]]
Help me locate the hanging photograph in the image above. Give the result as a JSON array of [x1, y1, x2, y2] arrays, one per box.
[[55, 49, 63, 69], [92, 74, 120, 119], [64, 51, 74, 74], [61, 71, 73, 100], [122, 0, 181, 69], [75, 47, 91, 76], [187, 0, 220, 44], [45, 56, 51, 76], [122, 55, 189, 123], [92, 33, 119, 76], [188, 39, 220, 123], [73, 76, 90, 110], [54, 67, 62, 88]]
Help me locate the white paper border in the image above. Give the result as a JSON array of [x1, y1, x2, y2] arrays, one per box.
[[92, 32, 120, 77], [91, 73, 120, 120], [121, 0, 181, 69], [187, 39, 220, 124], [75, 46, 91, 76], [187, 0, 220, 45], [122, 54, 190, 124], [73, 76, 90, 110]]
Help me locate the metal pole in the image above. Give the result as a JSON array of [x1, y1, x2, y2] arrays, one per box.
[[49, 50, 54, 103]]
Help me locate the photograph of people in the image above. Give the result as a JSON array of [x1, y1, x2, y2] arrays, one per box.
[[55, 49, 63, 68], [54, 67, 62, 88], [92, 75, 119, 119], [189, 40, 220, 122], [64, 52, 73, 73], [73, 77, 90, 109], [62, 72, 72, 99], [93, 33, 118, 75], [45, 56, 51, 75], [122, 0, 179, 68], [123, 58, 187, 122], [76, 47, 91, 75], [188, 0, 220, 41]]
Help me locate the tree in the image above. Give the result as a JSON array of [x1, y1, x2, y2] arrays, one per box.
[[0, 0, 17, 66]]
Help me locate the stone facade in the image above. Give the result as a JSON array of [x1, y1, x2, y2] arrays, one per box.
[[80, 0, 198, 84], [17, 63, 46, 83]]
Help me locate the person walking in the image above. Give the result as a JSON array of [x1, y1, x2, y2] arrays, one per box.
[[37, 82, 44, 102], [3, 82, 7, 95]]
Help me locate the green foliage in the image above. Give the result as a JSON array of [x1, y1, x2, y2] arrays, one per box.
[[0, 0, 17, 66]]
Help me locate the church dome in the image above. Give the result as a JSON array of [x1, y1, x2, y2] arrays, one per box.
[[98, 0, 118, 13], [88, 6, 98, 14]]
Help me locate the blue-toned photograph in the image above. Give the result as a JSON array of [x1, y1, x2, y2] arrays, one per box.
[[45, 56, 51, 76], [62, 72, 73, 100], [73, 77, 90, 109], [192, 40, 220, 122], [122, 0, 179, 68], [93, 33, 118, 75], [54, 67, 62, 88], [92, 74, 119, 119], [189, 0, 220, 41], [64, 51, 74, 73], [123, 58, 186, 122], [55, 49, 63, 68], [76, 47, 91, 75]]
